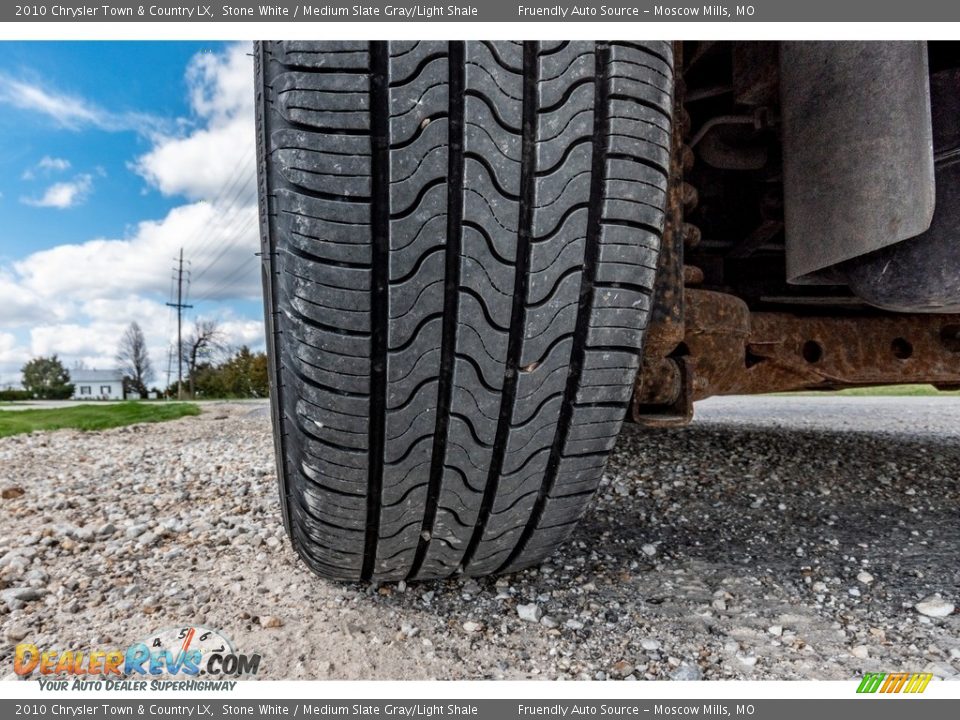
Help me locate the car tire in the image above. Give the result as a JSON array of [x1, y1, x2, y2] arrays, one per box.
[[255, 40, 673, 581]]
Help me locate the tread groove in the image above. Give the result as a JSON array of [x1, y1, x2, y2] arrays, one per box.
[[362, 40, 389, 581], [498, 42, 611, 573], [460, 41, 539, 573], [409, 40, 465, 581]]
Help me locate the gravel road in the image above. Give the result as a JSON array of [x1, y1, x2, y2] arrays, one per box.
[[1, 397, 957, 681]]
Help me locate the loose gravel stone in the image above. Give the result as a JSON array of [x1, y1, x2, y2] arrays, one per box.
[[517, 604, 543, 623], [915, 596, 955, 618], [2, 587, 46, 604], [670, 664, 702, 681], [125, 524, 148, 540], [5, 625, 29, 642], [0, 397, 957, 680]]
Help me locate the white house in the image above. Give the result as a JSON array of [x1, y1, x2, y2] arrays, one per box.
[[71, 369, 126, 401]]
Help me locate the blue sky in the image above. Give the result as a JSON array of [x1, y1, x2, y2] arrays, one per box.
[[0, 41, 262, 388]]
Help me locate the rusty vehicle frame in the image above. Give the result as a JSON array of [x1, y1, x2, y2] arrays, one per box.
[[630, 41, 960, 428]]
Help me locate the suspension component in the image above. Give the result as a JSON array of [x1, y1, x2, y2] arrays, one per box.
[[633, 42, 701, 427]]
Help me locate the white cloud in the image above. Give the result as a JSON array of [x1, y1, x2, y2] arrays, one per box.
[[26, 310, 263, 387], [0, 72, 166, 135], [134, 43, 255, 202], [81, 295, 172, 326], [187, 44, 255, 127], [134, 119, 255, 202], [22, 155, 71, 179], [0, 271, 58, 327], [29, 317, 164, 385], [39, 156, 71, 172], [1, 198, 261, 379], [21, 173, 93, 209], [217, 317, 265, 350], [12, 200, 259, 300], [0, 43, 263, 383], [0, 73, 103, 129], [31, 323, 123, 359], [0, 332, 29, 367]]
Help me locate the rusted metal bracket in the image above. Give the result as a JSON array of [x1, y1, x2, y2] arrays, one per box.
[[739, 311, 960, 395], [632, 356, 693, 428], [632, 288, 960, 426]]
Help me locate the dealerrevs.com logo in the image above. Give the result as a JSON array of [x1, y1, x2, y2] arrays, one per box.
[[15, 626, 260, 691], [856, 672, 934, 694]]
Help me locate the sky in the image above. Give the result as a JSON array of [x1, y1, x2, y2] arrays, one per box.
[[0, 41, 263, 389]]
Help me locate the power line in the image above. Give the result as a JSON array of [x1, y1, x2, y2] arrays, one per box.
[[193, 225, 259, 300], [182, 264, 193, 307], [184, 144, 256, 261], [159, 145, 257, 310], [181, 144, 253, 250], [189, 183, 257, 279], [188, 186, 254, 267], [191, 195, 259, 286], [192, 244, 260, 303]]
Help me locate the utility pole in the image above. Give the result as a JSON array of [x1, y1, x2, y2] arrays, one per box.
[[165, 343, 174, 398], [166, 248, 193, 400]]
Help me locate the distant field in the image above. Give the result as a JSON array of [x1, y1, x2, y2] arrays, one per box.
[[0, 402, 201, 438], [786, 384, 960, 397]]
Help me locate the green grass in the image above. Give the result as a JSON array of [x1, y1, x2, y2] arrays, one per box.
[[0, 402, 201, 438], [833, 385, 960, 396], [782, 384, 960, 397]]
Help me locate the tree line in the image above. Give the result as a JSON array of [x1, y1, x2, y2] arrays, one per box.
[[11, 320, 269, 400]]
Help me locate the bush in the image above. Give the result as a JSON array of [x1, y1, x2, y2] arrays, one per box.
[[21, 355, 74, 400], [0, 390, 32, 402], [190, 346, 269, 399]]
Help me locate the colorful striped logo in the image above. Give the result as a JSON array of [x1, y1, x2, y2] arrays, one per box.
[[857, 672, 933, 694]]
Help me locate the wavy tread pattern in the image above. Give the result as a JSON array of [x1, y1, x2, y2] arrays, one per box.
[[258, 41, 671, 581]]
